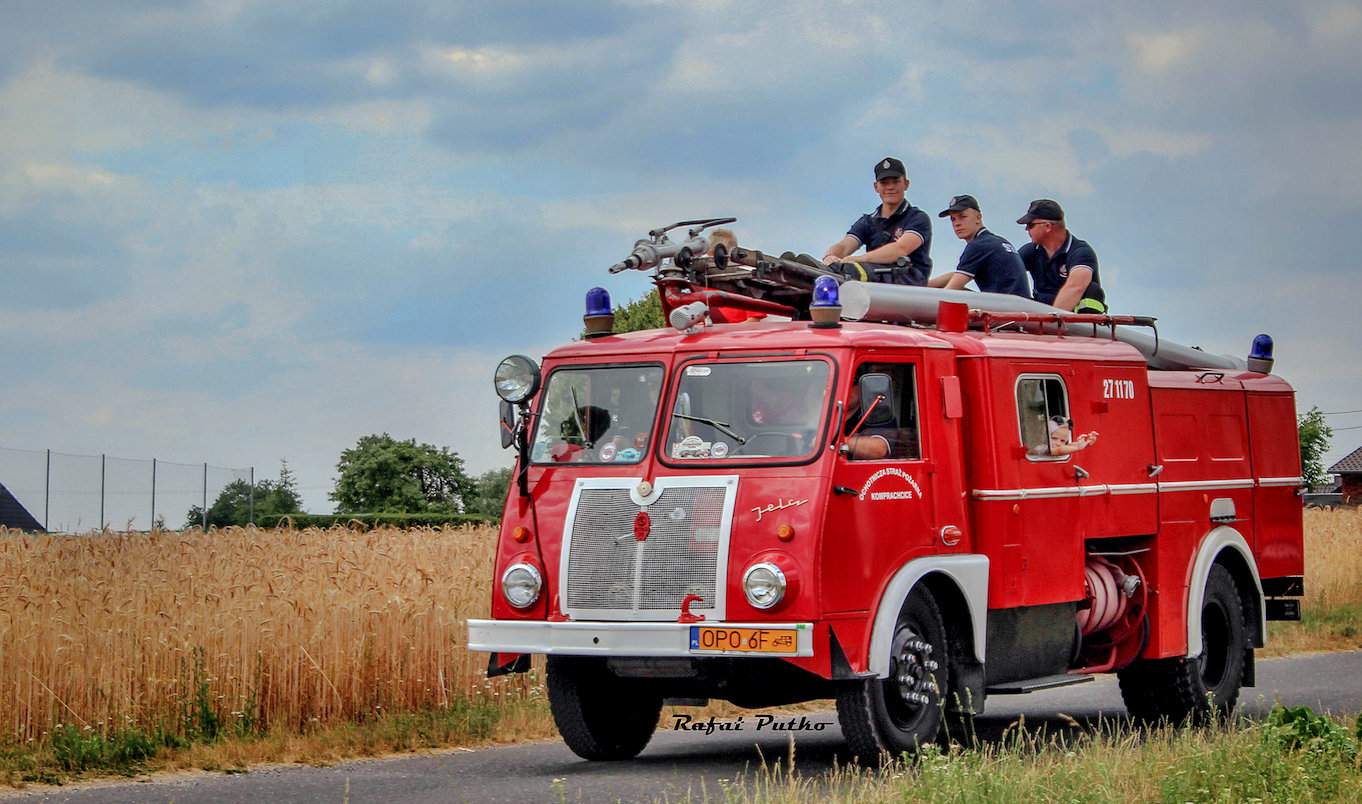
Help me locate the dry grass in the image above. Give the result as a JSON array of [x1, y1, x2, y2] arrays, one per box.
[[1262, 507, 1362, 656], [0, 508, 1357, 782], [0, 525, 534, 746]]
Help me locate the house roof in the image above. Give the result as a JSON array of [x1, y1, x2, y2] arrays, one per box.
[[1328, 445, 1362, 474], [0, 482, 44, 532]]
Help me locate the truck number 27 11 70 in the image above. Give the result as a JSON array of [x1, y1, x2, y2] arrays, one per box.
[[1103, 378, 1136, 399]]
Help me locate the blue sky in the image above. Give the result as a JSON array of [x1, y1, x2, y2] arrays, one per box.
[[2, 1, 1360, 516]]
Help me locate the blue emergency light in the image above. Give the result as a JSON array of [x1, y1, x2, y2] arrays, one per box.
[[585, 287, 612, 317], [809, 275, 842, 329], [583, 287, 615, 338], [1247, 333, 1274, 374], [811, 275, 840, 308]]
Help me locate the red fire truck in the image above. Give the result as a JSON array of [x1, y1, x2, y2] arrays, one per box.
[[468, 222, 1305, 761]]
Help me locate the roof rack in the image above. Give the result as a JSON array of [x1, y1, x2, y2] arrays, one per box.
[[604, 221, 1247, 372]]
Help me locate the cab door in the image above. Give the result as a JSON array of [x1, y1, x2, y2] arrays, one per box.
[[821, 356, 940, 615]]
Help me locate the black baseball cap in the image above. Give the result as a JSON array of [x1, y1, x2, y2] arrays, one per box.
[[1017, 198, 1065, 224], [873, 157, 906, 180], [938, 194, 980, 217]]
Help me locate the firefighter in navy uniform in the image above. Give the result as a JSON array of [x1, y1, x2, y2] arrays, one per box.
[[1015, 199, 1108, 314], [821, 157, 933, 285], [928, 194, 1031, 298]]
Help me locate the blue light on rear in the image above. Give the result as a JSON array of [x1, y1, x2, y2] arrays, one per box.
[[1250, 334, 1274, 360], [811, 275, 840, 307], [585, 287, 612, 317]]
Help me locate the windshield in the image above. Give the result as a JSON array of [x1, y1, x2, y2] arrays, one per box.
[[665, 359, 831, 461], [531, 365, 664, 464]]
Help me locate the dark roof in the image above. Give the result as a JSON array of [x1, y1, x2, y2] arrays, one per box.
[[0, 481, 44, 532], [1328, 445, 1362, 474]]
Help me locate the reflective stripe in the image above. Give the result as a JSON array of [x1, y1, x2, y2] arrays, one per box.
[[846, 261, 869, 282], [1159, 479, 1256, 491], [972, 480, 1257, 501], [1074, 298, 1107, 314]]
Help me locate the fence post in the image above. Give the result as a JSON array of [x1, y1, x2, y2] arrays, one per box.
[[44, 449, 50, 532], [100, 453, 106, 532], [248, 466, 255, 525], [151, 458, 157, 532], [202, 462, 208, 530]]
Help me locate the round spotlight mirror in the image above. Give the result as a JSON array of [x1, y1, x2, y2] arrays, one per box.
[[494, 355, 542, 404]]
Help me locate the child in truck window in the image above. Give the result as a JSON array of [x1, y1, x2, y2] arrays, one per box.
[[1044, 415, 1098, 456]]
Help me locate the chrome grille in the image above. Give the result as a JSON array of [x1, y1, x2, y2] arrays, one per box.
[[564, 481, 731, 619]]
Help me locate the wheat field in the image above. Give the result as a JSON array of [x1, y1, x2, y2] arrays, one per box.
[[0, 510, 1358, 745], [0, 525, 524, 744]]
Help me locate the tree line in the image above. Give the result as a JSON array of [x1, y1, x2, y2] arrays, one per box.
[[185, 436, 511, 528]]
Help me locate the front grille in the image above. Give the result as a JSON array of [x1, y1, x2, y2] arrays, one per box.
[[563, 481, 732, 619]]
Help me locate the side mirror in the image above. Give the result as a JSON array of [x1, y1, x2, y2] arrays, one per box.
[[856, 372, 895, 429], [499, 400, 517, 449]]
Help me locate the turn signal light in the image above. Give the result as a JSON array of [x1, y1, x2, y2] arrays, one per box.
[[512, 526, 532, 543], [776, 523, 795, 542]]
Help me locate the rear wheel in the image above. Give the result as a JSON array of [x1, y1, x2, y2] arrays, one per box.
[[547, 656, 662, 760], [837, 588, 952, 762], [1118, 564, 1247, 724]]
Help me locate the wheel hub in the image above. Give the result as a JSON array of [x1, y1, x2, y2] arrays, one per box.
[[890, 629, 939, 708]]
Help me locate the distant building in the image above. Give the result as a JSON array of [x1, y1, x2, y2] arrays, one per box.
[[1327, 446, 1362, 505], [0, 481, 44, 531]]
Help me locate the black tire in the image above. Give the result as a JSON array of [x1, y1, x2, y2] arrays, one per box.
[[837, 588, 952, 762], [546, 656, 662, 761], [1118, 564, 1247, 725]]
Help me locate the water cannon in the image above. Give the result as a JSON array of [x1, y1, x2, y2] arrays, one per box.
[[607, 217, 736, 273], [1247, 333, 1274, 374], [669, 301, 710, 334]]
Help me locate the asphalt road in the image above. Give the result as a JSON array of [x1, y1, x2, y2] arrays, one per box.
[[6, 651, 1360, 804]]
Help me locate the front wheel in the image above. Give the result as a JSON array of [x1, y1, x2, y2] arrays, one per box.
[[837, 588, 953, 762], [1118, 564, 1248, 724], [547, 656, 662, 760]]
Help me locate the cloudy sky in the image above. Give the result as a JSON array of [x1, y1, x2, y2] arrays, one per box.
[[2, 0, 1360, 519]]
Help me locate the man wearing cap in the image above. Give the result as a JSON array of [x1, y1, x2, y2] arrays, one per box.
[[821, 157, 932, 285], [927, 194, 1030, 298], [1015, 199, 1107, 314]]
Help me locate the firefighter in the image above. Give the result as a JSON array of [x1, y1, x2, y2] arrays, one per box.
[[821, 157, 933, 285], [927, 194, 1031, 298], [1016, 199, 1108, 314]]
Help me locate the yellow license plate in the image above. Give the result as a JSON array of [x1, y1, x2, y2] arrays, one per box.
[[689, 626, 799, 654]]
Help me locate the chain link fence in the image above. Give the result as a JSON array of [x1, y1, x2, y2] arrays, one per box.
[[0, 446, 251, 533]]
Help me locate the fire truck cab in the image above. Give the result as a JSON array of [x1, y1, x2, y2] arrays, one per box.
[[469, 256, 1305, 762]]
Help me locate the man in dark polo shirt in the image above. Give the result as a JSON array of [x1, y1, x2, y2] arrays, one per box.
[[1016, 199, 1107, 313], [927, 194, 1030, 298], [821, 157, 932, 285]]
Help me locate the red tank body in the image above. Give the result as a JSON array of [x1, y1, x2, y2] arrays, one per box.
[[471, 310, 1305, 761]]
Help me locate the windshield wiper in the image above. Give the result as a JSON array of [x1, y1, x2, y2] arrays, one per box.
[[672, 412, 746, 445], [569, 386, 591, 448]]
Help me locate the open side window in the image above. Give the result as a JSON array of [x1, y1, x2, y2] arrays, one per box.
[[845, 362, 921, 461], [1016, 374, 1071, 461]]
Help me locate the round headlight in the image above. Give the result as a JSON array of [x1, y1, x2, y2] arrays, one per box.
[[501, 563, 543, 609], [743, 562, 787, 610], [494, 355, 542, 404]]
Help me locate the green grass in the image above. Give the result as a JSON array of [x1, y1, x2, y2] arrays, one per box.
[[0, 695, 522, 788], [666, 708, 1362, 803]]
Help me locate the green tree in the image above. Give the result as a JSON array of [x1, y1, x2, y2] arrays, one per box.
[[330, 434, 474, 514], [466, 467, 513, 517], [184, 460, 304, 528], [581, 291, 665, 338], [1298, 407, 1334, 489]]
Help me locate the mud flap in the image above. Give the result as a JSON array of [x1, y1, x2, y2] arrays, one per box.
[[487, 652, 532, 678]]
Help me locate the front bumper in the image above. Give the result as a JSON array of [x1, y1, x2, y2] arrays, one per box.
[[467, 619, 815, 658]]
